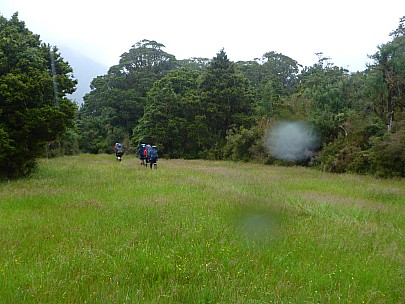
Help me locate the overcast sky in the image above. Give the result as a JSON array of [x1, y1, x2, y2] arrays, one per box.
[[2, 0, 405, 72]]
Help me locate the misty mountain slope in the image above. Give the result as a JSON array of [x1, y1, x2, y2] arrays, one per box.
[[60, 46, 108, 105]]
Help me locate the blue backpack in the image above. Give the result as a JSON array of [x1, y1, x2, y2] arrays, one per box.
[[139, 144, 146, 158], [116, 143, 124, 154], [149, 146, 158, 160]]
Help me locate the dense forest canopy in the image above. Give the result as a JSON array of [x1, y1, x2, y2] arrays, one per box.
[[76, 20, 405, 177], [0, 13, 77, 178], [1, 14, 404, 178]]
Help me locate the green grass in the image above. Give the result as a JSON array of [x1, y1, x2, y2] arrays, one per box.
[[0, 154, 404, 303]]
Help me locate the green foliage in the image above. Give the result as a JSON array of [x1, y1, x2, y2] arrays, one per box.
[[176, 57, 210, 71], [317, 136, 363, 173], [0, 127, 14, 162], [297, 56, 351, 143], [46, 127, 81, 158], [118, 39, 176, 93], [316, 111, 383, 174], [132, 68, 204, 158], [0, 13, 77, 178], [236, 53, 300, 121], [313, 17, 405, 177], [199, 49, 254, 150], [224, 127, 256, 162], [369, 128, 405, 177], [73, 17, 405, 177], [132, 49, 256, 159], [79, 83, 142, 153], [368, 17, 405, 130], [78, 40, 176, 153], [224, 120, 268, 162]]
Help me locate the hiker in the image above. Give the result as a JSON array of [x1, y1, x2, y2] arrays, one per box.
[[138, 143, 146, 166], [145, 144, 151, 166], [148, 145, 158, 169], [115, 143, 125, 161]]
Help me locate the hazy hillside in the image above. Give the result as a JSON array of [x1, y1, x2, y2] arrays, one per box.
[[59, 46, 108, 105]]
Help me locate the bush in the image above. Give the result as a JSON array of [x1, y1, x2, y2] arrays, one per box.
[[316, 135, 371, 174], [317, 128, 405, 178], [369, 130, 405, 177], [224, 127, 255, 161], [46, 128, 81, 158], [224, 120, 269, 162]]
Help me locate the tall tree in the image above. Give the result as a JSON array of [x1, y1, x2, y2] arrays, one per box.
[[117, 39, 177, 94], [236, 60, 262, 88], [259, 51, 300, 94], [199, 49, 254, 148], [294, 54, 350, 142], [133, 68, 204, 158], [237, 52, 300, 119], [0, 13, 77, 177], [368, 16, 405, 131]]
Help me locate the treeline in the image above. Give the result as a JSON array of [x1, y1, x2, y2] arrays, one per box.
[[73, 17, 405, 177], [1, 13, 404, 178]]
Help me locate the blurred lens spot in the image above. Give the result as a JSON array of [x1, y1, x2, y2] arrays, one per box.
[[265, 121, 320, 162]]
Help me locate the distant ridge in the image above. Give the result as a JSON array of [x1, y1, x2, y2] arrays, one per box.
[[59, 46, 108, 105]]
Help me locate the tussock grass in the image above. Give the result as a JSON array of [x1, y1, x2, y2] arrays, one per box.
[[0, 154, 404, 303]]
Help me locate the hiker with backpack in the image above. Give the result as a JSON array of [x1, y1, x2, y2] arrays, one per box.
[[144, 144, 151, 166], [148, 145, 158, 169], [114, 143, 125, 161], [138, 143, 146, 166]]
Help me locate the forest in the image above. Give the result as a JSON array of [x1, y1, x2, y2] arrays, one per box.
[[1, 13, 405, 178]]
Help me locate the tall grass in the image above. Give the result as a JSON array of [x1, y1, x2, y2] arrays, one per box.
[[0, 154, 404, 303]]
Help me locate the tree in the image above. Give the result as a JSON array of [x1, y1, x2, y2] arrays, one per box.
[[133, 68, 204, 158], [78, 40, 176, 153], [198, 49, 254, 151], [293, 54, 351, 143], [117, 39, 177, 94], [368, 127, 405, 177], [177, 57, 210, 72], [0, 13, 77, 178], [236, 52, 300, 119], [259, 51, 300, 95], [78, 75, 143, 153], [368, 16, 405, 131], [236, 60, 262, 88]]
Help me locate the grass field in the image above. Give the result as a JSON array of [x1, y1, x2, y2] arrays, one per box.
[[0, 154, 404, 303]]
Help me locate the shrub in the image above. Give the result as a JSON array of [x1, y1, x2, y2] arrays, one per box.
[[369, 129, 405, 177]]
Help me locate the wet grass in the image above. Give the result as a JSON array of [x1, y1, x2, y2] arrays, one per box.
[[0, 154, 404, 303]]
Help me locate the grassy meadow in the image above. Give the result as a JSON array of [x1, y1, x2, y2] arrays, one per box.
[[0, 154, 404, 303]]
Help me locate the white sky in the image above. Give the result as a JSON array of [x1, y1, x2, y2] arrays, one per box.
[[1, 0, 405, 72]]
